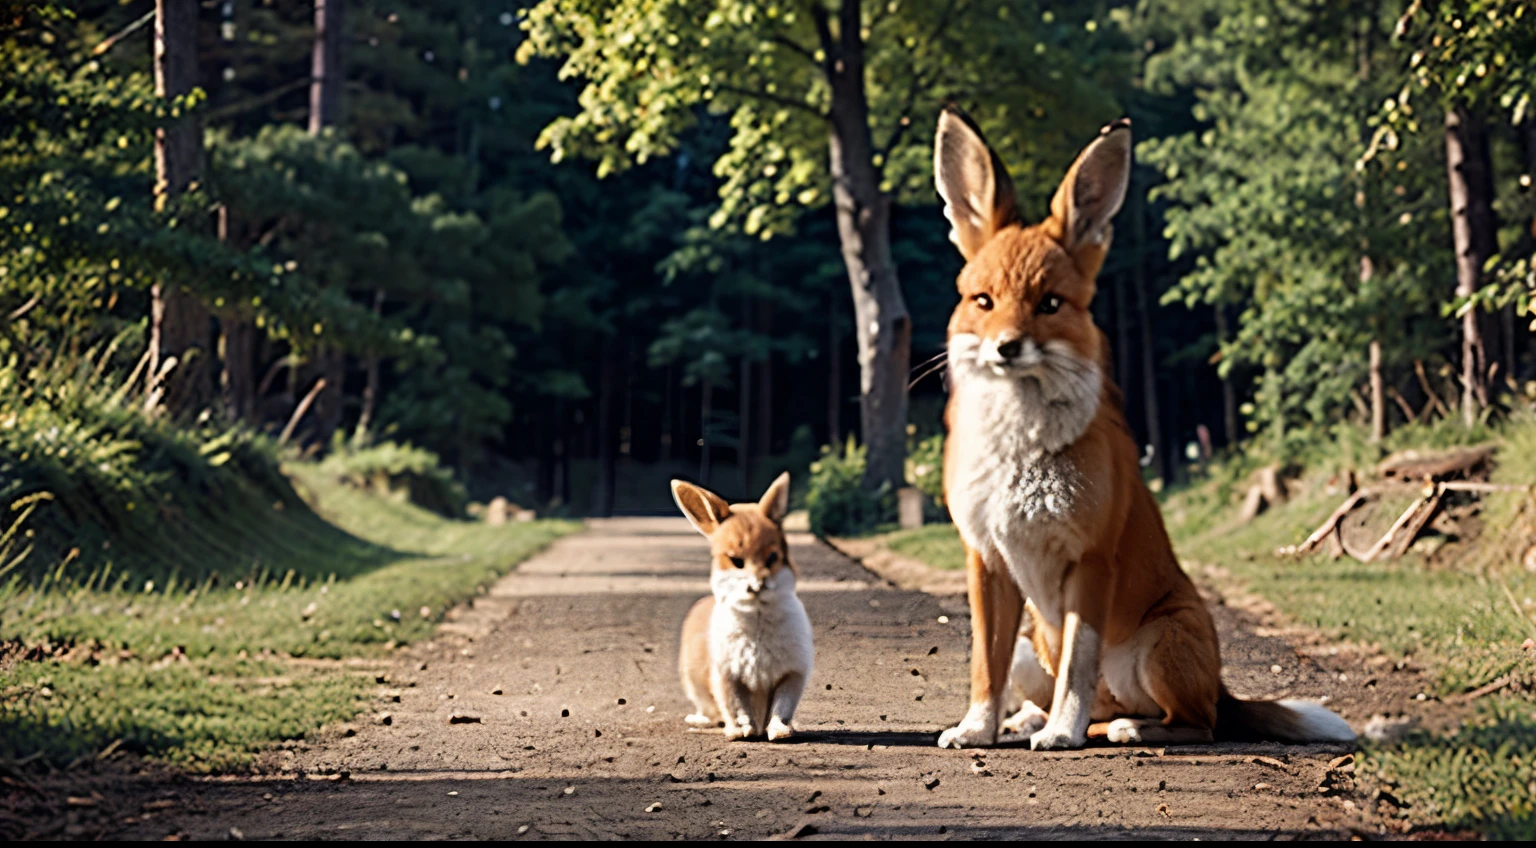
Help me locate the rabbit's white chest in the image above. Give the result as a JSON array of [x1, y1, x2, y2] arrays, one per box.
[[709, 597, 813, 689]]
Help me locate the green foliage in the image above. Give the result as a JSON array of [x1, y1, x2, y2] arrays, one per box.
[[0, 340, 371, 589], [317, 438, 467, 518], [906, 431, 946, 504], [805, 436, 893, 536], [1363, 700, 1536, 839], [1137, 0, 1452, 442], [520, 0, 1119, 234]]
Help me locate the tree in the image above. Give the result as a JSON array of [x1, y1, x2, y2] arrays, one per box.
[[519, 0, 1117, 492], [145, 0, 211, 417], [1138, 0, 1450, 449], [1388, 0, 1536, 425]]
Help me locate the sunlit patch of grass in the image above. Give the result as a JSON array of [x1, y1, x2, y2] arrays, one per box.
[[1362, 701, 1536, 840], [1161, 417, 1536, 838], [881, 523, 967, 571], [0, 469, 578, 771]]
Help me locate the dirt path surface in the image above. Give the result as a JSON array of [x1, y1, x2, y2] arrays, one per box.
[[114, 519, 1423, 840]]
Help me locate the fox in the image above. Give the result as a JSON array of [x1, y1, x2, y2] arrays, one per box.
[[931, 106, 1355, 750], [672, 472, 812, 741]]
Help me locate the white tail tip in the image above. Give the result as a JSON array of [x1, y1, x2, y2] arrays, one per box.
[[1278, 699, 1356, 742]]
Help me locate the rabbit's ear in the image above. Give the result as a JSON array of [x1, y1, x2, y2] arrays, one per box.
[[671, 480, 731, 536], [758, 472, 791, 525]]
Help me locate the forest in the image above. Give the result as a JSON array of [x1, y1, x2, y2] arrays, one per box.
[[4, 1, 1533, 518], [2, 0, 1535, 840]]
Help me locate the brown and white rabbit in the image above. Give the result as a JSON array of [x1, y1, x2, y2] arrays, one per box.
[[673, 472, 812, 741]]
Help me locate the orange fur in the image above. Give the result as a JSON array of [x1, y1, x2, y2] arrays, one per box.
[[934, 107, 1353, 749]]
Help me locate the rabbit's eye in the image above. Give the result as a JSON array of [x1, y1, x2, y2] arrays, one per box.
[[765, 551, 779, 567], [729, 556, 745, 569]]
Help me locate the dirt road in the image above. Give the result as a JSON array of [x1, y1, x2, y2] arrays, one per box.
[[117, 519, 1418, 840]]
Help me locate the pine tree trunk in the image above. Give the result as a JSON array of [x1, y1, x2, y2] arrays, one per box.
[[823, 1, 909, 493], [309, 0, 343, 134], [1131, 190, 1164, 482], [827, 294, 841, 445], [756, 299, 773, 459], [592, 339, 616, 517], [146, 0, 211, 417], [1369, 337, 1385, 442], [1444, 107, 1497, 427], [354, 289, 384, 442], [738, 296, 752, 494], [304, 0, 347, 445]]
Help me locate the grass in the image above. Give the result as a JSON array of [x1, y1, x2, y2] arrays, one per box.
[[0, 464, 578, 772], [883, 523, 967, 571], [864, 418, 1536, 838]]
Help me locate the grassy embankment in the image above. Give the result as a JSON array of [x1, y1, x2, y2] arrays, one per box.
[[0, 369, 577, 771], [864, 419, 1536, 838]]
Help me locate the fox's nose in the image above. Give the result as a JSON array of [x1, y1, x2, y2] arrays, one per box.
[[996, 337, 1023, 360]]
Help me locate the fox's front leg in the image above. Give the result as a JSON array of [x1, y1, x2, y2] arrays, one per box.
[[1030, 557, 1109, 751], [939, 546, 1022, 749]]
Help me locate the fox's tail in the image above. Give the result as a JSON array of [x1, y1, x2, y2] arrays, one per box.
[[1215, 687, 1355, 743]]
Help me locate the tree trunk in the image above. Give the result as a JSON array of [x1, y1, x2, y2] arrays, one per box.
[[825, 4, 909, 493], [1444, 107, 1497, 427], [354, 289, 384, 443], [1213, 303, 1238, 446], [1369, 337, 1385, 442], [146, 0, 211, 417], [308, 0, 343, 134], [592, 338, 616, 517], [304, 0, 347, 445], [738, 296, 752, 494], [756, 298, 773, 459], [1361, 257, 1386, 443], [1131, 189, 1165, 482], [827, 293, 842, 445]]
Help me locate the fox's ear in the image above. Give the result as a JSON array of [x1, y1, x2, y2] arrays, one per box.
[[1048, 119, 1132, 265], [934, 105, 1020, 260], [758, 471, 791, 525], [671, 480, 731, 536]]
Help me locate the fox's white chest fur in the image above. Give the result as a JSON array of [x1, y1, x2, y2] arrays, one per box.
[[946, 335, 1101, 628], [709, 572, 814, 692]]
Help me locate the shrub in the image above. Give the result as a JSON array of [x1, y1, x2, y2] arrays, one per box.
[[805, 437, 894, 536], [318, 438, 467, 518], [906, 432, 946, 505]]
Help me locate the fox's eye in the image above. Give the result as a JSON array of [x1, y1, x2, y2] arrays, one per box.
[[766, 551, 779, 567], [972, 293, 993, 311], [729, 556, 745, 569], [1037, 294, 1063, 315]]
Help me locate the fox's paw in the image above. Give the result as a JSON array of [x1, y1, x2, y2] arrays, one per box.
[[1104, 718, 1143, 744], [766, 718, 795, 742], [938, 717, 998, 749], [724, 721, 759, 740], [684, 713, 717, 727], [1000, 702, 1049, 738], [1028, 722, 1086, 751]]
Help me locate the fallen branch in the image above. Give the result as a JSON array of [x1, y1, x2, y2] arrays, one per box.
[[1413, 359, 1451, 421], [278, 377, 326, 447], [1286, 489, 1370, 557], [1454, 675, 1511, 703], [1386, 490, 1442, 560]]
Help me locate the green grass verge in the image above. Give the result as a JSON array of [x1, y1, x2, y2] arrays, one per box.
[[866, 419, 1536, 837], [0, 465, 578, 772], [882, 523, 967, 571], [1165, 419, 1536, 839]]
